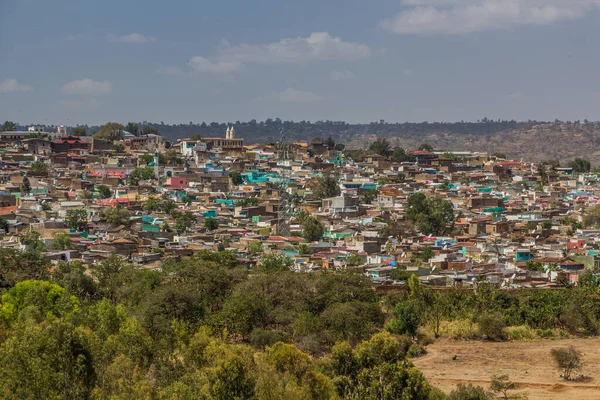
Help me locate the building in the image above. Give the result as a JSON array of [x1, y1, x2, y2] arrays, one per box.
[[202, 126, 244, 150]]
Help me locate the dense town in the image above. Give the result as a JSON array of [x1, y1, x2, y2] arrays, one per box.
[[1, 122, 597, 291]]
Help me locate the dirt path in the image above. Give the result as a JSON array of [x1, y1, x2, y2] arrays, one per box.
[[413, 338, 600, 400]]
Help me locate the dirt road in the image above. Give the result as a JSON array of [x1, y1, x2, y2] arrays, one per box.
[[413, 338, 600, 400]]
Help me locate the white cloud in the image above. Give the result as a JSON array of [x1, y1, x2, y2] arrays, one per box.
[[108, 33, 156, 44], [330, 70, 356, 81], [188, 32, 371, 73], [61, 79, 112, 96], [381, 0, 598, 35], [258, 88, 325, 103], [156, 66, 183, 75], [0, 78, 34, 93]]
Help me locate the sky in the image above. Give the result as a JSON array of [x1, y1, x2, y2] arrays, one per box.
[[2, 0, 600, 126]]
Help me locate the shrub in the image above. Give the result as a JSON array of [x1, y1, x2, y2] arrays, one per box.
[[551, 346, 582, 380], [477, 313, 506, 341], [505, 325, 537, 341], [249, 329, 287, 349], [448, 383, 489, 400], [407, 343, 427, 358], [439, 319, 480, 339]]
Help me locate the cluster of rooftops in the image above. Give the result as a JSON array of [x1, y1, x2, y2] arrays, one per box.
[[0, 126, 597, 290]]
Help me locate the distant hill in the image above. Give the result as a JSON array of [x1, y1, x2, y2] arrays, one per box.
[[12, 119, 600, 164]]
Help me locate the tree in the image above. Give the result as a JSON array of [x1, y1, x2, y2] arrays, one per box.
[[420, 245, 434, 262], [310, 171, 340, 199], [386, 299, 421, 339], [128, 167, 155, 185], [95, 122, 124, 141], [142, 195, 160, 212], [96, 185, 112, 199], [141, 126, 159, 136], [489, 375, 522, 400], [583, 205, 600, 228], [380, 220, 416, 239], [448, 384, 489, 400], [125, 122, 139, 136], [368, 138, 392, 157], [20, 230, 45, 251], [346, 253, 363, 267], [65, 209, 88, 231], [1, 121, 16, 131], [175, 212, 197, 233], [568, 158, 591, 174], [70, 126, 87, 136], [53, 231, 73, 250], [302, 216, 325, 242], [248, 241, 264, 255], [419, 143, 434, 151], [139, 153, 154, 165], [406, 193, 454, 235], [230, 171, 243, 185], [204, 217, 219, 231], [20, 176, 31, 195], [551, 346, 582, 380], [392, 148, 416, 163], [257, 253, 294, 273], [492, 152, 507, 159], [361, 189, 377, 204], [29, 161, 48, 176], [102, 206, 131, 227], [325, 136, 335, 150]]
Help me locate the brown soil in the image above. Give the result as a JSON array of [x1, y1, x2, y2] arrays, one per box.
[[413, 338, 600, 400]]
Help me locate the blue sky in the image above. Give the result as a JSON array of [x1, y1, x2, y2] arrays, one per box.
[[1, 0, 600, 125]]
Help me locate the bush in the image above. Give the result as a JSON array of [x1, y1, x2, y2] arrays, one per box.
[[407, 343, 427, 358], [551, 346, 582, 380], [448, 383, 489, 400], [477, 313, 506, 341], [439, 319, 480, 340], [249, 329, 287, 349], [505, 325, 538, 341]]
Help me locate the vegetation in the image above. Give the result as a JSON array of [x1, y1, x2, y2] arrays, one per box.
[[1, 121, 17, 131], [301, 216, 325, 242], [568, 158, 591, 174], [70, 126, 87, 136], [94, 122, 125, 141], [551, 346, 582, 380], [128, 167, 155, 185], [230, 170, 244, 185], [310, 171, 341, 200], [102, 206, 131, 227], [65, 208, 88, 231], [204, 217, 219, 231], [20, 176, 31, 195], [29, 160, 48, 176], [406, 193, 455, 235]]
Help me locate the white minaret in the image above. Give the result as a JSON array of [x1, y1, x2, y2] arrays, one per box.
[[225, 126, 231, 139], [230, 126, 235, 139]]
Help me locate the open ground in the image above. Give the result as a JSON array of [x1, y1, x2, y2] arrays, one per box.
[[413, 338, 600, 400]]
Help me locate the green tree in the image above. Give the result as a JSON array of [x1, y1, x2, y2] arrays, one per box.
[[29, 160, 48, 176], [174, 211, 197, 233], [568, 158, 591, 174], [325, 136, 336, 150], [20, 176, 31, 195], [257, 253, 294, 273], [1, 121, 17, 131], [125, 122, 139, 136], [139, 153, 154, 165], [102, 206, 131, 227], [448, 384, 489, 400], [230, 171, 244, 185], [489, 374, 522, 400], [141, 126, 159, 136], [142, 195, 160, 212], [248, 241, 264, 255], [392, 148, 416, 163], [209, 355, 255, 400], [368, 138, 392, 157], [95, 122, 125, 141], [65, 208, 89, 231], [53, 231, 73, 250], [311, 171, 341, 199], [419, 143, 434, 151], [96, 184, 113, 199], [551, 346, 582, 380], [406, 193, 454, 235], [302, 216, 325, 241], [128, 166, 155, 185], [20, 230, 45, 251], [386, 299, 422, 339], [361, 189, 378, 204], [70, 126, 87, 136], [204, 217, 218, 231]]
